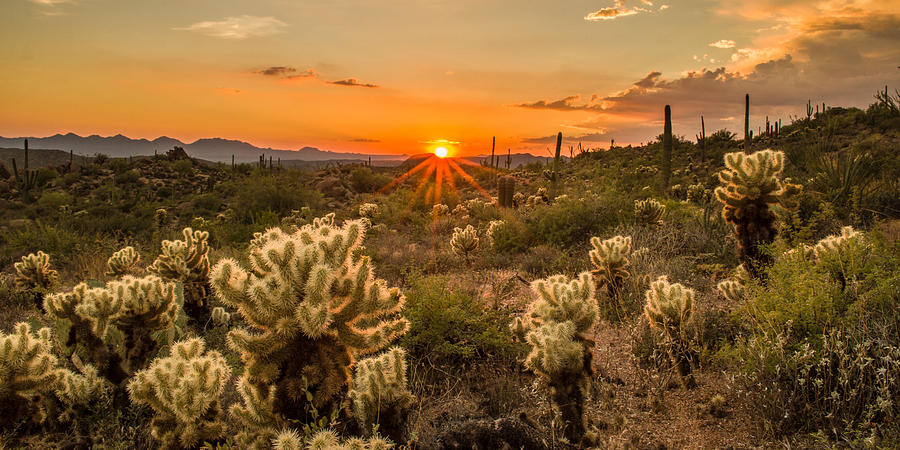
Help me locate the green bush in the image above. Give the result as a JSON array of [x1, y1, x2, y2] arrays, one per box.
[[350, 167, 392, 193], [526, 195, 620, 249], [401, 275, 521, 368]]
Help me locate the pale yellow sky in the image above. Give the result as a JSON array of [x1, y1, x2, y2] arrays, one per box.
[[1, 0, 897, 155]]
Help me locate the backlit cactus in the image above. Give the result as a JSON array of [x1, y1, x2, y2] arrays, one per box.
[[44, 275, 180, 384], [486, 220, 504, 249], [359, 203, 379, 219], [211, 306, 231, 326], [127, 337, 231, 448], [717, 265, 749, 302], [209, 216, 407, 447], [686, 183, 711, 204], [813, 226, 862, 260], [643, 276, 696, 387], [589, 235, 632, 301], [450, 225, 479, 264], [514, 272, 596, 443], [0, 322, 61, 424], [148, 227, 211, 321], [14, 250, 58, 291], [714, 150, 801, 276], [431, 203, 449, 217], [634, 199, 665, 226], [304, 429, 393, 450], [349, 347, 414, 441], [106, 246, 141, 277]]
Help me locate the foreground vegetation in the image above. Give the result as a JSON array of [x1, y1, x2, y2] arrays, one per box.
[[1, 92, 899, 448]]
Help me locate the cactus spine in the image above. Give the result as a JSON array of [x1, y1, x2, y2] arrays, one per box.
[[349, 347, 414, 441], [106, 246, 141, 277], [148, 227, 211, 321], [634, 198, 665, 226], [44, 275, 180, 384], [714, 150, 801, 276], [513, 272, 596, 444], [643, 276, 696, 387], [209, 216, 407, 448], [127, 337, 231, 448], [662, 105, 673, 191], [589, 235, 632, 314], [450, 224, 479, 265], [14, 251, 58, 292]]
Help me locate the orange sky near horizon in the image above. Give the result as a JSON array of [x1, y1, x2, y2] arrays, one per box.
[[1, 0, 898, 156]]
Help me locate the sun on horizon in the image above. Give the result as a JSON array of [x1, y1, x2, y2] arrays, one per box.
[[434, 146, 449, 158]]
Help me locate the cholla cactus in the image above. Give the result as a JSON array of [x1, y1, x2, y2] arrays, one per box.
[[0, 322, 61, 423], [486, 220, 505, 249], [716, 265, 749, 302], [589, 235, 632, 301], [148, 227, 211, 321], [211, 306, 231, 326], [643, 276, 696, 386], [349, 347, 414, 441], [686, 183, 711, 204], [431, 203, 449, 217], [512, 192, 526, 208], [451, 203, 468, 216], [155, 208, 168, 229], [671, 184, 687, 200], [514, 272, 596, 443], [44, 275, 179, 384], [55, 364, 105, 420], [813, 226, 862, 260], [127, 337, 232, 448], [450, 225, 479, 264], [715, 150, 802, 276], [106, 246, 141, 277], [634, 199, 665, 226], [209, 217, 407, 447], [14, 251, 58, 291], [359, 203, 379, 219], [304, 430, 393, 450]]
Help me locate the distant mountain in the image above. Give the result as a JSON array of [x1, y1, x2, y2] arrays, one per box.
[[0, 133, 406, 164]]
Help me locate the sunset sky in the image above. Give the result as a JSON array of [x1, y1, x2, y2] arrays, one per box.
[[1, 0, 898, 156]]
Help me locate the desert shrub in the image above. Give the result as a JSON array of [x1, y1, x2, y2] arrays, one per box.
[[526, 195, 618, 249], [114, 169, 141, 185], [172, 159, 193, 176], [401, 275, 520, 368], [732, 228, 900, 439], [36, 191, 74, 216], [224, 174, 322, 223], [350, 167, 392, 193], [34, 168, 60, 187], [489, 218, 528, 254]]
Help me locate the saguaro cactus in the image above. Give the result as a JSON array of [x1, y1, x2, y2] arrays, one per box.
[[715, 150, 801, 276], [148, 227, 211, 321], [209, 216, 407, 448], [498, 176, 515, 208], [643, 276, 696, 387], [662, 105, 673, 191], [349, 347, 414, 441], [512, 272, 596, 444], [744, 94, 751, 151], [127, 337, 231, 448]]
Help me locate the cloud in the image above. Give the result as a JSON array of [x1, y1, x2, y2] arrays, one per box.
[[518, 5, 900, 144], [29, 0, 71, 4], [176, 15, 287, 39], [328, 78, 379, 88], [255, 66, 297, 76], [584, 1, 667, 21], [709, 39, 736, 48], [523, 132, 611, 144], [349, 138, 380, 143]]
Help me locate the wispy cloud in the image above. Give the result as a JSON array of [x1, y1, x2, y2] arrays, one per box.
[[176, 15, 287, 40], [349, 138, 380, 143], [709, 39, 736, 48], [328, 78, 379, 88], [585, 1, 666, 21], [253, 67, 378, 88]]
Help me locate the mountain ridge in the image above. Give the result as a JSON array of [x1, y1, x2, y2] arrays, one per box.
[[0, 133, 408, 164]]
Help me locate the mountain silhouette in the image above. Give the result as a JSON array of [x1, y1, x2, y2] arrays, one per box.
[[0, 133, 406, 164]]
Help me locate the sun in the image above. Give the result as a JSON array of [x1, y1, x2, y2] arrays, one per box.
[[434, 146, 449, 158]]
